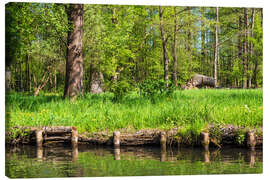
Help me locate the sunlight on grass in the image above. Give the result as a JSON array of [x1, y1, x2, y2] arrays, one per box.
[[6, 89, 263, 133]]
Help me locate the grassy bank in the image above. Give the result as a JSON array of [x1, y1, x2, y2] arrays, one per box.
[[6, 89, 263, 134]]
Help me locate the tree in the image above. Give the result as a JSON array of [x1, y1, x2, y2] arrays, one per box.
[[158, 6, 170, 88], [64, 4, 84, 99], [214, 7, 219, 87]]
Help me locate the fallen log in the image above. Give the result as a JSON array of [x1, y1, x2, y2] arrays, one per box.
[[185, 74, 215, 89]]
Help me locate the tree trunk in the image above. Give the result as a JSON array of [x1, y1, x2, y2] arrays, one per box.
[[159, 6, 169, 88], [187, 7, 192, 74], [172, 7, 178, 86], [54, 69, 57, 92], [214, 7, 219, 87], [64, 4, 84, 99], [90, 67, 104, 94], [238, 14, 243, 87], [243, 8, 248, 88], [34, 72, 50, 96], [200, 7, 206, 74], [250, 9, 255, 88]]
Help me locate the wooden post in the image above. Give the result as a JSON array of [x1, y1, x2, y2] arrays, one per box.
[[114, 148, 121, 160], [160, 131, 167, 152], [36, 129, 43, 147], [247, 131, 256, 150], [200, 132, 210, 151], [113, 131, 120, 148], [71, 127, 78, 147], [160, 132, 167, 162]]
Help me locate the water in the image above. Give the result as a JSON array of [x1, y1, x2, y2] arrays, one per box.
[[6, 145, 262, 178]]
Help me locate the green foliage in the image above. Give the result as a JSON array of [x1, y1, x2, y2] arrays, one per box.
[[109, 80, 133, 101], [138, 79, 177, 98]]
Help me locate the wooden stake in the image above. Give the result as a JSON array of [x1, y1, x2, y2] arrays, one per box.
[[71, 127, 78, 147], [36, 129, 43, 147], [160, 131, 167, 151], [200, 132, 210, 151], [113, 131, 121, 148], [247, 131, 256, 150]]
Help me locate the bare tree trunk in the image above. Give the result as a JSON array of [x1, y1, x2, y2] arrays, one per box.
[[249, 9, 255, 88], [172, 7, 178, 86], [214, 7, 219, 87], [159, 6, 169, 88], [243, 8, 248, 88], [64, 4, 84, 99], [90, 65, 104, 94], [34, 72, 50, 96], [200, 7, 206, 74], [54, 69, 57, 92], [238, 14, 243, 87], [187, 7, 192, 74]]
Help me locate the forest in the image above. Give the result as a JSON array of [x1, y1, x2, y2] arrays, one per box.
[[5, 3, 263, 96], [5, 3, 263, 134]]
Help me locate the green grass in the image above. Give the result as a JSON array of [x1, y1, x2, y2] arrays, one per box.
[[5, 89, 263, 134]]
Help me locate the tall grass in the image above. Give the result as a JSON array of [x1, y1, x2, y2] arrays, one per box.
[[5, 89, 263, 134]]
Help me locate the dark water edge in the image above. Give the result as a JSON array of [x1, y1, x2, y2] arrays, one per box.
[[6, 144, 263, 178]]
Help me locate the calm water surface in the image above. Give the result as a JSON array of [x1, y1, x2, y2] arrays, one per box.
[[6, 145, 262, 178]]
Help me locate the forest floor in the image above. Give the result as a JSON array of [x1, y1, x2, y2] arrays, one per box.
[[5, 89, 263, 136]]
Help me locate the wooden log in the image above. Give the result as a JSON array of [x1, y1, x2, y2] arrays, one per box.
[[186, 74, 215, 88], [36, 129, 43, 147], [43, 126, 73, 133], [113, 131, 121, 148], [44, 136, 71, 141], [71, 127, 78, 147]]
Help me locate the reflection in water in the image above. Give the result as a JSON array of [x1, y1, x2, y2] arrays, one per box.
[[6, 145, 262, 178], [72, 146, 78, 162], [203, 150, 210, 163], [36, 147, 43, 161], [114, 148, 121, 160], [160, 145, 167, 162]]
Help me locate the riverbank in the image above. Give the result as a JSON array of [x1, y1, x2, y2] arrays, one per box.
[[6, 89, 263, 135], [5, 125, 263, 149]]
